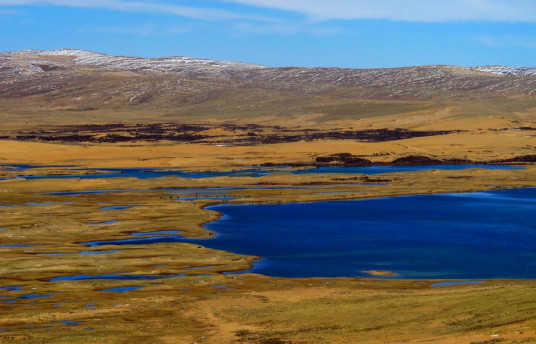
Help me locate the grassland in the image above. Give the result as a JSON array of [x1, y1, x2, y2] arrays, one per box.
[[1, 52, 536, 343], [1, 116, 536, 344]]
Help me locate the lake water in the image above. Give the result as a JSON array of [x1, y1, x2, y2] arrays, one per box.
[[195, 187, 536, 279], [1, 164, 523, 180]]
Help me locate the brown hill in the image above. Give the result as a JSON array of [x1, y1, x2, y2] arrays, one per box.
[[1, 49, 535, 125]]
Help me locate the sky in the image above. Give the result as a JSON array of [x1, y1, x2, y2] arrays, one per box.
[[1, 0, 536, 68]]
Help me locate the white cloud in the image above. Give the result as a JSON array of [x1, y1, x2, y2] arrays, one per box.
[[5, 0, 535, 24], [220, 0, 536, 22], [0, 0, 270, 21]]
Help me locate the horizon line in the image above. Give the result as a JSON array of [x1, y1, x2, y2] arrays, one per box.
[[3, 47, 536, 70]]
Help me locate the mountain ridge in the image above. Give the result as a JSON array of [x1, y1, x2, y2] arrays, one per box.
[[3, 48, 536, 76]]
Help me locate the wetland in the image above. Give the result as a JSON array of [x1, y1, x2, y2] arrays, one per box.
[[1, 159, 536, 343]]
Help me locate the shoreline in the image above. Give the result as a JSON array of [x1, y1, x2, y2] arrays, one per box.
[[0, 159, 532, 173]]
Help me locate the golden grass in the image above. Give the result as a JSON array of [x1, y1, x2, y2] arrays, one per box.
[[0, 160, 535, 343], [0, 106, 535, 343], [0, 124, 534, 169]]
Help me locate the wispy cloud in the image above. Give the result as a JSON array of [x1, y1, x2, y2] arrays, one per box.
[[221, 0, 536, 22], [0, 8, 19, 15], [0, 0, 270, 21], [476, 35, 536, 50], [87, 23, 191, 37], [4, 0, 536, 23]]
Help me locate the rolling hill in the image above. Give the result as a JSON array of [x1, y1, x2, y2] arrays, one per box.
[[1, 49, 535, 121]]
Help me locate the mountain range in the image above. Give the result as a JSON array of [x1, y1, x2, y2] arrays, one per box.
[[1, 48, 535, 125]]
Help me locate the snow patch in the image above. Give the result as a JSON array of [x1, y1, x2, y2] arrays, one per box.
[[474, 65, 536, 76]]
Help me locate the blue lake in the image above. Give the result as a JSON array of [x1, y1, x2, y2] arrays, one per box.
[[198, 188, 536, 279]]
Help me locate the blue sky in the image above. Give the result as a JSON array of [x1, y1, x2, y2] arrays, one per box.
[[1, 0, 536, 68]]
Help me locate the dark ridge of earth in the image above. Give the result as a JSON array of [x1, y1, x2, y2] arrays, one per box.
[[5, 123, 459, 144], [266, 154, 536, 167]]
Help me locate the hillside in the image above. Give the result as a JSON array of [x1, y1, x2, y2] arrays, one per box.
[[0, 49, 535, 166], [1, 49, 535, 125]]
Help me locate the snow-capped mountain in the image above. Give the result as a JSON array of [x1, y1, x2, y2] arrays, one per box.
[[1, 49, 535, 104], [5, 48, 265, 77]]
